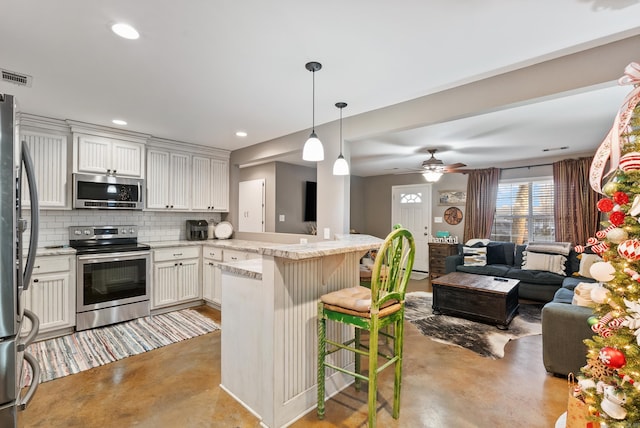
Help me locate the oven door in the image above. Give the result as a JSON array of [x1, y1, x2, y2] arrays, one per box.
[[76, 251, 150, 312]]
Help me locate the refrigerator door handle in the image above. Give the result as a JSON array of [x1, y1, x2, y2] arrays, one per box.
[[21, 140, 39, 290], [17, 351, 40, 411], [18, 309, 39, 351]]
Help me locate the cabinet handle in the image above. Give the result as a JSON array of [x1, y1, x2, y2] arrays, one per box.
[[107, 169, 111, 174], [170, 205, 174, 208], [166, 205, 169, 208], [209, 262, 214, 265], [179, 262, 183, 266], [174, 263, 178, 266], [33, 279, 39, 283], [113, 170, 117, 174], [34, 265, 40, 269], [173, 253, 183, 257], [231, 257, 238, 261]]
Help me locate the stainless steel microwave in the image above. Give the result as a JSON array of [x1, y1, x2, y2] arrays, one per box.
[[73, 173, 144, 210]]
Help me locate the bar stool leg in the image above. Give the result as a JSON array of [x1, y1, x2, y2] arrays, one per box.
[[368, 315, 379, 428], [393, 316, 404, 418], [317, 303, 326, 420], [354, 327, 362, 391]]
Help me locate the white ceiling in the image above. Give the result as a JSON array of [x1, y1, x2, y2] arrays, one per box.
[[1, 1, 640, 176]]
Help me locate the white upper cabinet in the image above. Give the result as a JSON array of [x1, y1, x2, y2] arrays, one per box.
[[74, 134, 144, 178], [146, 149, 190, 211], [192, 155, 229, 212], [21, 130, 68, 209]]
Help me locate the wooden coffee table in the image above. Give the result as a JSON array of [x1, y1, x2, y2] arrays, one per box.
[[431, 271, 520, 329]]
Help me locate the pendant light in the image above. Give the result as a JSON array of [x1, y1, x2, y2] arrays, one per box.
[[332, 102, 349, 175], [302, 61, 324, 161]]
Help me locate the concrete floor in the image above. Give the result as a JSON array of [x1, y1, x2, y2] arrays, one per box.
[[18, 279, 568, 427]]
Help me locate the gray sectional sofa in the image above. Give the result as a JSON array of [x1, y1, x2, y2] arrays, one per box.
[[444, 241, 597, 376], [444, 241, 581, 302], [541, 276, 596, 376]]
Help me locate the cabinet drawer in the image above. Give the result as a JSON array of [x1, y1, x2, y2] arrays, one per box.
[[223, 249, 259, 262], [203, 247, 223, 261], [32, 256, 71, 274], [154, 246, 200, 262]]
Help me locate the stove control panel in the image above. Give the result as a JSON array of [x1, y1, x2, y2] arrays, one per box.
[[69, 225, 139, 240]]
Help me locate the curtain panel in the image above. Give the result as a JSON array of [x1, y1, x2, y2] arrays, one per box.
[[463, 167, 500, 242], [552, 157, 599, 246]]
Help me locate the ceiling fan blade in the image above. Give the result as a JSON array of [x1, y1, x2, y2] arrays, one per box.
[[444, 162, 466, 171]]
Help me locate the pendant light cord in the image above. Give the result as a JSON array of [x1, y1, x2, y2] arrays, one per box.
[[339, 107, 343, 155], [312, 70, 316, 133]]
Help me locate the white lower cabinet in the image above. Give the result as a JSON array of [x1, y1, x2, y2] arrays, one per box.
[[152, 246, 201, 309], [202, 247, 259, 308], [22, 254, 76, 336]]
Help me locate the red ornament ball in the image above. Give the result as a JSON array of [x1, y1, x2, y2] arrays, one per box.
[[618, 239, 640, 261], [599, 346, 626, 369], [597, 198, 615, 212], [609, 211, 626, 226], [613, 191, 630, 205]]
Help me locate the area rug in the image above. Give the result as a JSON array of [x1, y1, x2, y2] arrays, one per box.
[[22, 309, 220, 386], [404, 292, 542, 359], [409, 271, 429, 280]]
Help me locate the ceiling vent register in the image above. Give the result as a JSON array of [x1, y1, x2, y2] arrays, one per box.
[[1, 68, 33, 87]]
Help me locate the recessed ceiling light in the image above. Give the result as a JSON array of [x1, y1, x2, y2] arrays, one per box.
[[111, 23, 139, 40], [112, 119, 127, 126], [235, 131, 248, 137]]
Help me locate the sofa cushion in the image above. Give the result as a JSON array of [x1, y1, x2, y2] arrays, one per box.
[[456, 264, 512, 277], [503, 268, 566, 285], [552, 287, 575, 304]]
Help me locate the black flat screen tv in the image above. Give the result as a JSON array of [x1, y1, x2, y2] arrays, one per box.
[[304, 181, 317, 222]]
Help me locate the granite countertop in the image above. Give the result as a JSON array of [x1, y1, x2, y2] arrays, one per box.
[[146, 239, 263, 253], [259, 234, 383, 260], [25, 246, 77, 257], [219, 258, 263, 280]]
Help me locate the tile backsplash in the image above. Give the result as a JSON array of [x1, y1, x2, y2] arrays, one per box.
[[27, 210, 223, 247]]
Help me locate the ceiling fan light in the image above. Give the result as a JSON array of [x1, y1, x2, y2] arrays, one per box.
[[303, 132, 324, 161], [333, 154, 349, 175], [422, 170, 443, 182]]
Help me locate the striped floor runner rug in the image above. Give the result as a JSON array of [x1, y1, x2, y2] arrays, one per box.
[[23, 309, 220, 385]]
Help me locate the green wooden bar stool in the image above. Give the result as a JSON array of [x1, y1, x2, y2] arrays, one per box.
[[317, 227, 415, 427]]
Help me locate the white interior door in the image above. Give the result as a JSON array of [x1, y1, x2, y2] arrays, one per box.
[[238, 179, 265, 232], [391, 184, 432, 272]]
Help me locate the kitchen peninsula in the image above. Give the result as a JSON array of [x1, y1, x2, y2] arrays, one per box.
[[218, 234, 383, 428]]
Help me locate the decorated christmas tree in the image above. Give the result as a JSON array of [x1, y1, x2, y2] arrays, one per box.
[[574, 62, 640, 427]]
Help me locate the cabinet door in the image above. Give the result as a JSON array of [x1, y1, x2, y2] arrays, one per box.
[[178, 259, 201, 302], [21, 131, 68, 209], [203, 259, 222, 306], [191, 156, 212, 211], [169, 153, 190, 210], [76, 135, 111, 174], [24, 271, 73, 333], [211, 159, 229, 211], [152, 261, 179, 308], [111, 140, 144, 177], [146, 149, 170, 209]]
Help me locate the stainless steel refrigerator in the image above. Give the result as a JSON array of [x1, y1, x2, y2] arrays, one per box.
[[0, 93, 41, 426]]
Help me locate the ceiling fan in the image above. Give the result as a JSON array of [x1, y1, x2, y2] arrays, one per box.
[[396, 149, 468, 181]]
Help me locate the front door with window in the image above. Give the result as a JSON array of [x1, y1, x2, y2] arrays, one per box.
[[391, 184, 432, 272]]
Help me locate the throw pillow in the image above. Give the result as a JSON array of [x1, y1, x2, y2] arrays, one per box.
[[526, 241, 572, 256], [486, 243, 507, 265], [572, 282, 597, 307], [577, 254, 603, 279], [521, 251, 567, 275], [463, 246, 487, 266]]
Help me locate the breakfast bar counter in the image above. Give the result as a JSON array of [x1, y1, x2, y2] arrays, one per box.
[[219, 234, 382, 428]]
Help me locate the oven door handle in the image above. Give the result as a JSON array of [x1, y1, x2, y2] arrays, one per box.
[[77, 251, 150, 262]]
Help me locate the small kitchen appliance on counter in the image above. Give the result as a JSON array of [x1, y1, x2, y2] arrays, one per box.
[[186, 220, 208, 240]]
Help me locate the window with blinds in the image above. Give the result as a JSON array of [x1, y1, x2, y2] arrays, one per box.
[[490, 178, 555, 244]]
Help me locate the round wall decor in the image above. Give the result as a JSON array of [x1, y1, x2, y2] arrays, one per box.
[[444, 207, 463, 225]]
